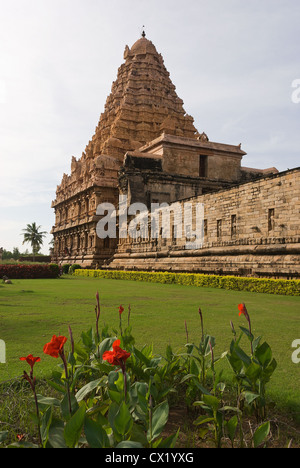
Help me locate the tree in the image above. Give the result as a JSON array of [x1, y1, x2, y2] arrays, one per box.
[[21, 223, 47, 261]]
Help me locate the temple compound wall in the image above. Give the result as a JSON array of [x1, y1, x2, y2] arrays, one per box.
[[108, 167, 300, 278]]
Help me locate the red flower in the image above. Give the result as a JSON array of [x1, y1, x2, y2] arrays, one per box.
[[238, 303, 248, 317], [102, 339, 130, 369], [43, 335, 67, 358], [118, 305, 124, 315], [238, 303, 251, 327], [20, 354, 41, 371]]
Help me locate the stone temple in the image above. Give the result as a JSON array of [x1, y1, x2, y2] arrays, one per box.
[[51, 34, 300, 278]]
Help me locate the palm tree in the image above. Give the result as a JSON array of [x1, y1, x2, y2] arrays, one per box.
[[21, 223, 47, 261]]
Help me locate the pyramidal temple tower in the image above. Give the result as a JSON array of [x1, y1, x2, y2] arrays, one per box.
[[51, 34, 200, 266], [80, 33, 199, 161]]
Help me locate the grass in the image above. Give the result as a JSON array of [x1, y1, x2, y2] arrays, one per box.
[[0, 275, 299, 419]]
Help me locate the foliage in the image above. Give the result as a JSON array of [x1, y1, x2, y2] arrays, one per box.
[[21, 223, 47, 260], [74, 269, 300, 296], [68, 264, 82, 275], [1, 247, 22, 261], [0, 263, 60, 279], [0, 294, 278, 449], [61, 264, 71, 274]]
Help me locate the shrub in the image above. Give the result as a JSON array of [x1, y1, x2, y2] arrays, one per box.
[[73, 269, 300, 296], [68, 264, 82, 275], [0, 264, 60, 279], [61, 264, 71, 275]]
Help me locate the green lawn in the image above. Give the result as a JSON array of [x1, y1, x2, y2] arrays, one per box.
[[0, 276, 299, 414]]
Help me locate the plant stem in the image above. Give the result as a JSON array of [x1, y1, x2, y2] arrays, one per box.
[[60, 350, 72, 415], [122, 367, 127, 401], [23, 372, 42, 448]]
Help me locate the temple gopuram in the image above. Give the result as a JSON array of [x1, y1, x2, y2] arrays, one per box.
[[51, 34, 300, 278]]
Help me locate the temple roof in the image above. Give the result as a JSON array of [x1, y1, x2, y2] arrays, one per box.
[[81, 34, 199, 161], [129, 36, 158, 56]]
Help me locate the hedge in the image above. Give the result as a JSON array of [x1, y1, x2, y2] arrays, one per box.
[[0, 263, 60, 279], [73, 269, 300, 296], [68, 264, 82, 275]]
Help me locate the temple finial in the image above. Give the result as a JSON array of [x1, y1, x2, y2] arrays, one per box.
[[141, 27, 146, 38]]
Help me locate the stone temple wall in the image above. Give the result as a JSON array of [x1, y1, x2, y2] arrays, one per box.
[[108, 167, 300, 278]]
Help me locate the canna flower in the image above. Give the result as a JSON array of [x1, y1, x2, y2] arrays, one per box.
[[102, 339, 130, 370], [20, 354, 40, 379], [103, 339, 131, 399], [43, 335, 67, 358], [20, 354, 41, 370], [118, 305, 124, 315], [238, 303, 249, 319]]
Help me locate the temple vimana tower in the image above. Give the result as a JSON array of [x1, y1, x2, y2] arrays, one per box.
[[51, 33, 300, 278]]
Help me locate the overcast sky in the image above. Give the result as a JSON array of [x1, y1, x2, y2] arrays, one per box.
[[0, 0, 299, 254]]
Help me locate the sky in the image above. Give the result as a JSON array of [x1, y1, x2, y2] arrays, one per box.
[[0, 0, 299, 254]]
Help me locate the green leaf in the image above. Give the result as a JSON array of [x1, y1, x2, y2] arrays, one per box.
[[7, 441, 39, 448], [263, 358, 277, 382], [255, 342, 272, 368], [156, 428, 180, 448], [46, 379, 66, 394], [226, 415, 238, 445], [239, 326, 254, 342], [0, 431, 8, 443], [107, 370, 123, 392], [108, 389, 123, 404], [64, 403, 86, 448], [108, 401, 119, 434], [193, 414, 214, 426], [36, 394, 61, 408], [245, 361, 262, 382], [61, 392, 79, 420], [165, 344, 173, 362], [133, 346, 151, 367], [48, 421, 67, 448], [243, 391, 260, 405], [253, 421, 270, 448], [114, 401, 133, 436], [202, 394, 220, 412], [147, 400, 169, 442], [75, 378, 105, 402], [81, 328, 95, 351], [116, 440, 143, 448], [41, 406, 53, 447], [234, 345, 252, 367], [74, 343, 89, 361], [84, 417, 110, 448]]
